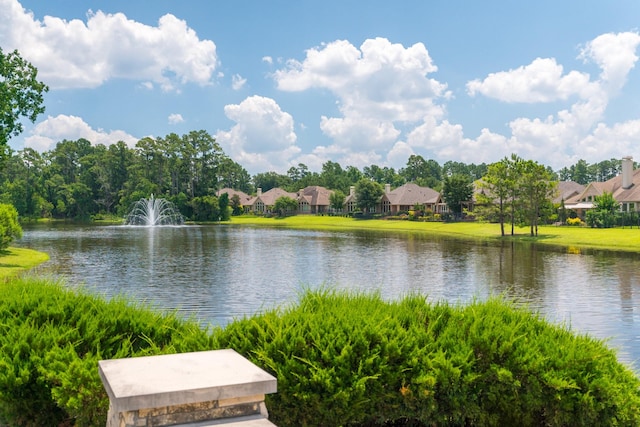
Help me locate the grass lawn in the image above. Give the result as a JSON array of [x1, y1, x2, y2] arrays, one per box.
[[228, 215, 640, 253], [0, 247, 50, 279]]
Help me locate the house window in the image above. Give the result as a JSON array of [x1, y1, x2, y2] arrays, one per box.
[[382, 200, 391, 213], [255, 201, 264, 213], [622, 202, 636, 212]]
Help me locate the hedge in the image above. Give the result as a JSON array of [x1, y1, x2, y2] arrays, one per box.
[[0, 277, 212, 426], [0, 278, 638, 426], [216, 289, 640, 426]]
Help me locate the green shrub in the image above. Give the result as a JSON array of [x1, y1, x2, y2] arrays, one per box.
[[1, 280, 639, 426], [214, 290, 640, 427], [0, 203, 22, 250], [566, 217, 582, 226], [0, 277, 212, 426]]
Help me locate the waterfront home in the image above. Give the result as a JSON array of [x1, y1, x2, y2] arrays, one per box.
[[216, 188, 252, 204], [297, 186, 333, 214], [344, 182, 446, 215], [565, 156, 640, 217], [380, 182, 447, 214], [554, 181, 585, 205], [247, 187, 298, 214], [216, 188, 253, 213]]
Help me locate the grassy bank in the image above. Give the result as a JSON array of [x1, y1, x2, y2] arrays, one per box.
[[0, 247, 49, 279], [229, 216, 640, 253]]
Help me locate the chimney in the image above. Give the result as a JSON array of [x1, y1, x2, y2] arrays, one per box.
[[385, 184, 391, 193], [349, 186, 355, 196], [257, 187, 262, 197], [622, 156, 633, 189]]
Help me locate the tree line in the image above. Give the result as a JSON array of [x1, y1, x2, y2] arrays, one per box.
[[0, 131, 628, 223], [0, 135, 489, 221]]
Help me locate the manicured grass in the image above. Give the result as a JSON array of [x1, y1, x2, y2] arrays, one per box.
[[228, 216, 640, 253], [0, 247, 49, 279]]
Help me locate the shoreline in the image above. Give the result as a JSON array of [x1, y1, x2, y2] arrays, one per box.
[[227, 215, 640, 254], [0, 247, 50, 279]]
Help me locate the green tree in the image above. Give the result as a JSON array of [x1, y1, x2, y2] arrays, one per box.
[[320, 161, 351, 193], [58, 182, 93, 219], [287, 163, 308, 182], [479, 157, 516, 236], [253, 171, 291, 193], [218, 192, 231, 221], [182, 130, 224, 197], [345, 165, 363, 186], [363, 164, 404, 187], [0, 48, 49, 156], [0, 203, 22, 250], [570, 159, 591, 184], [586, 191, 619, 228], [354, 179, 384, 214], [519, 160, 557, 236], [400, 155, 441, 189], [230, 194, 243, 216], [273, 196, 298, 216], [218, 156, 252, 193], [190, 195, 220, 221], [441, 173, 473, 216], [329, 190, 346, 213]]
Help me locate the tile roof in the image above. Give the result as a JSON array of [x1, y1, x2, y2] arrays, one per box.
[[568, 168, 640, 204], [554, 181, 585, 204], [249, 188, 298, 206], [297, 186, 333, 206], [384, 183, 440, 205], [216, 188, 252, 203]]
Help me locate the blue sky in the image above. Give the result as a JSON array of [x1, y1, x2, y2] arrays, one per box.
[[3, 0, 640, 175]]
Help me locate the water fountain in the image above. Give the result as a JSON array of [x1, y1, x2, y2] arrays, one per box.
[[124, 195, 185, 226]]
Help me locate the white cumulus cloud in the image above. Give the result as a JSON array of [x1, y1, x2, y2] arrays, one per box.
[[466, 58, 594, 103], [0, 0, 219, 90], [24, 114, 138, 151], [231, 74, 247, 90], [168, 113, 184, 124], [272, 37, 450, 168], [579, 31, 640, 92], [463, 31, 640, 169], [216, 95, 300, 173]]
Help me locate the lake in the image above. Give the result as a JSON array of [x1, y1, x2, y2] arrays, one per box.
[[16, 223, 640, 371]]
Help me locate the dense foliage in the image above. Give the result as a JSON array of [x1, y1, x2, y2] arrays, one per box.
[[0, 203, 22, 250], [476, 155, 557, 236], [0, 48, 49, 156], [585, 191, 618, 228], [441, 173, 473, 215], [273, 195, 299, 216], [218, 290, 640, 426], [557, 158, 635, 185], [0, 277, 212, 426], [355, 178, 385, 213], [0, 127, 626, 225], [1, 279, 638, 426], [0, 140, 492, 221]]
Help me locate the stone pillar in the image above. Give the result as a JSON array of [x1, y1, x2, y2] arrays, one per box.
[[99, 349, 277, 426]]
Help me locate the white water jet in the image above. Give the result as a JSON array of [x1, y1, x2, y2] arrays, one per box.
[[124, 194, 185, 226]]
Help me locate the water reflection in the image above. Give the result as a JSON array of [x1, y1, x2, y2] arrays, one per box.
[[16, 223, 640, 371]]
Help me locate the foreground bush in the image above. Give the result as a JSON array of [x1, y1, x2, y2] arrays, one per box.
[[0, 277, 212, 426], [216, 290, 640, 426], [0, 279, 638, 426]]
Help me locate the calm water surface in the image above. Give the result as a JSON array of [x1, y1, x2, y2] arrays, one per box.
[[17, 223, 640, 371]]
